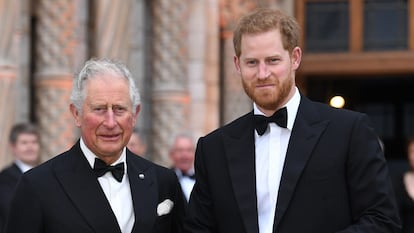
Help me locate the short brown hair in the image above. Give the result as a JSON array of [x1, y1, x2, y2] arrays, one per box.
[[9, 123, 39, 144], [233, 8, 300, 58]]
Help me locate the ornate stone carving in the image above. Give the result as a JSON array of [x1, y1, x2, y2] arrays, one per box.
[[34, 0, 76, 160], [219, 0, 257, 38], [35, 0, 75, 71], [151, 0, 189, 166], [34, 78, 74, 161]]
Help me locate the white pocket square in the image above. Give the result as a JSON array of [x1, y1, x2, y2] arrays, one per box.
[[157, 199, 174, 216]]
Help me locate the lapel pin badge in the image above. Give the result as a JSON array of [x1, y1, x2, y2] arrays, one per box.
[[139, 173, 145, 179]]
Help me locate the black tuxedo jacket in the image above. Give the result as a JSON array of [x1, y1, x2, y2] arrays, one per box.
[[3, 141, 186, 233], [0, 163, 22, 233], [185, 95, 400, 233]]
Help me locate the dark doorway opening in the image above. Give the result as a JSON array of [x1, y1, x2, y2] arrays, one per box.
[[306, 75, 414, 160]]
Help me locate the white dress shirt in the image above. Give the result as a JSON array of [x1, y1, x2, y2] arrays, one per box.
[[254, 87, 300, 233], [14, 159, 34, 173], [81, 138, 135, 233], [174, 168, 195, 202]]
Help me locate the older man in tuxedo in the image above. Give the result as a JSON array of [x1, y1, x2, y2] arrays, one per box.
[[3, 58, 186, 233], [169, 133, 196, 202]]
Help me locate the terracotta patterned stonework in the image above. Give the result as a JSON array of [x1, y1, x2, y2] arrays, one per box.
[[34, 0, 77, 160], [35, 0, 76, 70], [151, 0, 190, 166], [219, 0, 257, 38], [219, 0, 277, 38], [35, 78, 74, 161]]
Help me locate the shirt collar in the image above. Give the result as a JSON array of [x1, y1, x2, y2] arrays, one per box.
[[253, 86, 301, 130], [80, 138, 127, 174], [14, 159, 34, 173], [174, 167, 195, 176]]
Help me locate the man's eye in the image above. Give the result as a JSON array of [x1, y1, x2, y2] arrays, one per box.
[[93, 107, 106, 113], [246, 60, 257, 66], [268, 58, 279, 64], [114, 107, 127, 114]]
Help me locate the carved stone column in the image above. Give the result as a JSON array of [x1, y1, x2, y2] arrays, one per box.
[[0, 0, 18, 167], [34, 0, 77, 161], [151, 0, 190, 166]]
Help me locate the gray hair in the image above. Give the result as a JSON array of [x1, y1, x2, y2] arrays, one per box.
[[169, 132, 195, 150], [70, 58, 141, 113]]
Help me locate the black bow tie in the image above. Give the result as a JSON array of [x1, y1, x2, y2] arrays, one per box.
[[93, 158, 125, 182], [254, 107, 288, 136], [181, 172, 195, 180]]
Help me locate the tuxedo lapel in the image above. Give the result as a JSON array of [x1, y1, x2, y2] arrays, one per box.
[[2, 164, 23, 185], [127, 152, 157, 233], [54, 142, 121, 233], [273, 97, 329, 230], [224, 112, 259, 233], [7, 164, 23, 180]]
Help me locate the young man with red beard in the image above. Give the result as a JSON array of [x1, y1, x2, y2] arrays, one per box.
[[184, 8, 400, 233]]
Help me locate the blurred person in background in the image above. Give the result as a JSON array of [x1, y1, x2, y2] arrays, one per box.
[[396, 137, 414, 233], [169, 133, 195, 202], [127, 128, 147, 157], [0, 123, 41, 232]]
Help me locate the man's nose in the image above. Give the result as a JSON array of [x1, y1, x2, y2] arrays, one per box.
[[103, 109, 117, 128], [258, 63, 270, 79]]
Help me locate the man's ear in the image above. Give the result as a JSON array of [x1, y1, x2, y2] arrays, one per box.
[[132, 104, 141, 125], [291, 46, 302, 71], [234, 55, 241, 74], [69, 104, 81, 127]]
